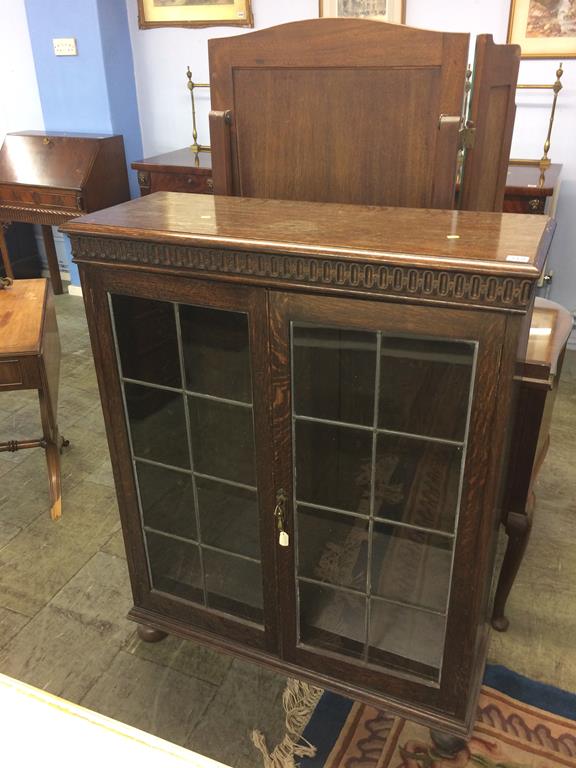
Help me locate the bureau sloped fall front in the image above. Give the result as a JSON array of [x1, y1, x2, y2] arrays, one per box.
[[62, 192, 553, 737]]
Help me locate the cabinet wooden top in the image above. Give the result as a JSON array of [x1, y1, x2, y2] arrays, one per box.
[[131, 149, 212, 173], [64, 192, 553, 279], [505, 164, 561, 197]]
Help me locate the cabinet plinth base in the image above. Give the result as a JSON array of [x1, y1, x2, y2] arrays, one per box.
[[137, 624, 168, 643]]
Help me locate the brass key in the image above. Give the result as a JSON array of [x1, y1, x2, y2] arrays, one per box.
[[274, 488, 289, 547]]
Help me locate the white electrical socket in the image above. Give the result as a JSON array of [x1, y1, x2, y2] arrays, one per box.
[[53, 38, 77, 56]]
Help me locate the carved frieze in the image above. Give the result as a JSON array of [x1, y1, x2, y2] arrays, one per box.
[[0, 205, 75, 226], [70, 234, 535, 311]]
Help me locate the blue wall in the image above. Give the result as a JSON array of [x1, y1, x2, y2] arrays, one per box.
[[24, 0, 142, 286], [97, 0, 142, 200]]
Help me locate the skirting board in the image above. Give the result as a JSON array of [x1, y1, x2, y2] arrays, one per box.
[[34, 226, 69, 272], [40, 268, 82, 296], [41, 268, 71, 283]]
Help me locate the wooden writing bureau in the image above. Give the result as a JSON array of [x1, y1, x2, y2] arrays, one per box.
[[62, 192, 553, 736], [0, 131, 130, 294]]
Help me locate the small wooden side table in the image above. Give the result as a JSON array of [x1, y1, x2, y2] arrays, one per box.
[[0, 279, 68, 520], [503, 164, 562, 215], [132, 148, 213, 197], [131, 151, 560, 218], [492, 297, 573, 631]]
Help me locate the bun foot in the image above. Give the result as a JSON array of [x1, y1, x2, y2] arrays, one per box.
[[491, 615, 510, 632], [137, 625, 168, 643]]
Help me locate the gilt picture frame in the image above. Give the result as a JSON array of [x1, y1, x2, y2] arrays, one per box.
[[508, 0, 576, 58], [137, 0, 254, 29], [319, 0, 405, 24]]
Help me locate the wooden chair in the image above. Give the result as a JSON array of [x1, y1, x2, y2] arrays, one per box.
[[208, 18, 519, 212], [492, 298, 572, 631], [0, 278, 69, 520]]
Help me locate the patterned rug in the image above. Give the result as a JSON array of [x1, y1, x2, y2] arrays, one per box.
[[261, 666, 576, 768]]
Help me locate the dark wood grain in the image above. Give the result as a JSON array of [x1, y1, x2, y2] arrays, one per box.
[[504, 164, 561, 198], [132, 149, 213, 197], [79, 264, 278, 653], [0, 224, 12, 280], [130, 603, 474, 737], [502, 162, 561, 213], [132, 148, 213, 173], [270, 291, 507, 730], [209, 18, 467, 208], [460, 36, 520, 213], [0, 279, 46, 353], [63, 192, 554, 278], [492, 299, 572, 631], [0, 132, 129, 203], [41, 225, 62, 296], [0, 132, 130, 293], [208, 112, 233, 196], [128, 146, 561, 217], [0, 279, 65, 519], [71, 190, 548, 737]]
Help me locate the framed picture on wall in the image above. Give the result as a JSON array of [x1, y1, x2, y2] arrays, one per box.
[[319, 0, 405, 24], [137, 0, 254, 29], [508, 0, 576, 58]]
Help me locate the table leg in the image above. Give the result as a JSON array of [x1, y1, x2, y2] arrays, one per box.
[[491, 505, 533, 632], [38, 386, 68, 521], [41, 225, 64, 295], [0, 223, 14, 280], [38, 284, 69, 519]]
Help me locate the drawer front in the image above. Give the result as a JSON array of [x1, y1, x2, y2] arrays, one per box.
[[503, 193, 546, 214], [0, 359, 23, 387], [150, 171, 213, 195], [0, 184, 81, 212], [0, 357, 38, 390]]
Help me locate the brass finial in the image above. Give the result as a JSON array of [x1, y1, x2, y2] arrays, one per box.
[[186, 66, 211, 154], [540, 62, 563, 169], [511, 62, 565, 168], [187, 66, 200, 152]]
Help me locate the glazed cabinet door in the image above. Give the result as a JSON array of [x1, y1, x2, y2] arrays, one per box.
[[82, 266, 277, 653], [270, 291, 506, 728]]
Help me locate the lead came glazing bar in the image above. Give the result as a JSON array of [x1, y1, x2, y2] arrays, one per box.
[[364, 331, 383, 661], [292, 322, 475, 682], [110, 293, 264, 625], [175, 302, 209, 608]]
